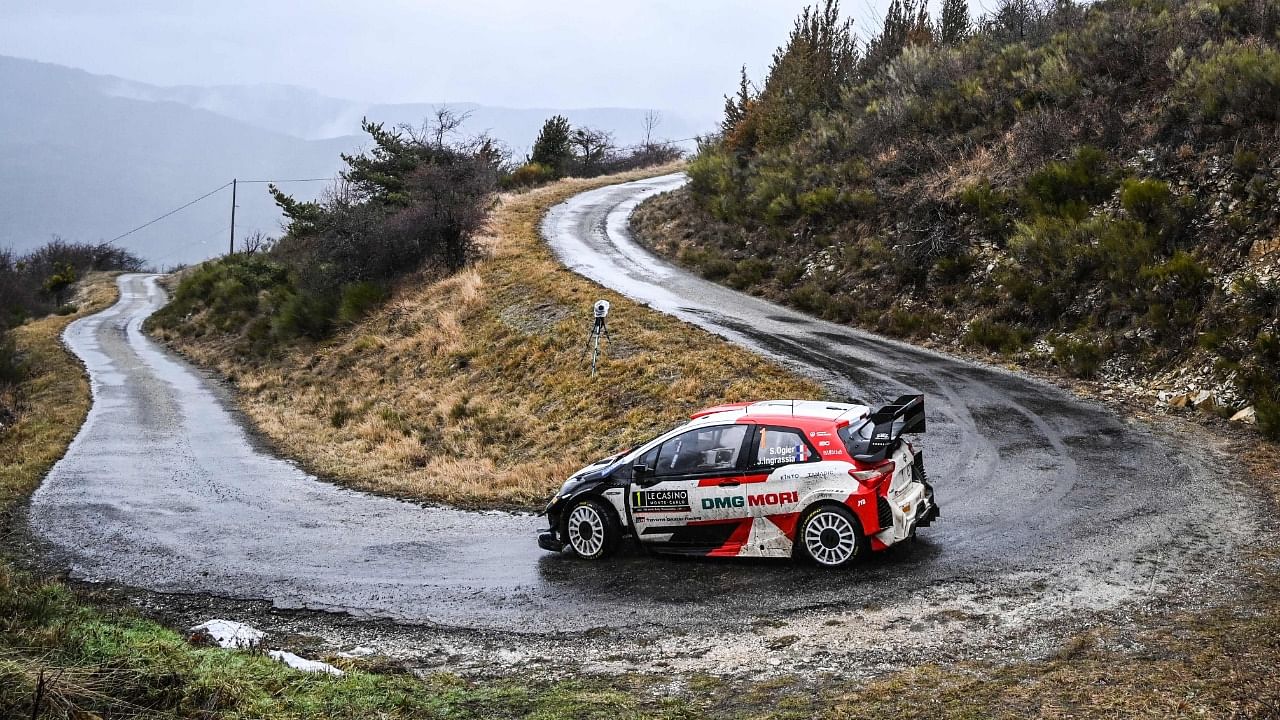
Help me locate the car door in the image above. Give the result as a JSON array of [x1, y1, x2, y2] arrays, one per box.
[[628, 423, 753, 555], [735, 426, 820, 548]]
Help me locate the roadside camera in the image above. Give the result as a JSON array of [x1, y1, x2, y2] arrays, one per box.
[[593, 300, 611, 319]]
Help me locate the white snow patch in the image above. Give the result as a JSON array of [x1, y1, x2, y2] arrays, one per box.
[[190, 620, 265, 649], [268, 650, 345, 676], [337, 646, 376, 659]]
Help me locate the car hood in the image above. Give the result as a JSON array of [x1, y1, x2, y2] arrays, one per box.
[[568, 451, 626, 482]]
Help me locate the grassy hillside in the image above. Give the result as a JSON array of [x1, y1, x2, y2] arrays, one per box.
[[631, 0, 1280, 437], [148, 165, 822, 509]]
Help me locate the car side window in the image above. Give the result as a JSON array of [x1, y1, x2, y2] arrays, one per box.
[[653, 425, 748, 477], [753, 427, 815, 468]]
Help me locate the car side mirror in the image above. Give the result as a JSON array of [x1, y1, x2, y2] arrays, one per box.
[[633, 464, 660, 486]]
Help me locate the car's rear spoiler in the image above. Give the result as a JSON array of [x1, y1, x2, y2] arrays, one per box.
[[854, 394, 926, 463]]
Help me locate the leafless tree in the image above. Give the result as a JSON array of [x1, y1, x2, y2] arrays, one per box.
[[642, 110, 663, 147], [403, 107, 473, 149], [241, 230, 274, 255]]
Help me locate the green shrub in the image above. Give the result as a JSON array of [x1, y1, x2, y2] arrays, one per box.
[[960, 179, 1015, 238], [1094, 218, 1157, 290], [1004, 216, 1096, 321], [933, 252, 977, 284], [159, 255, 290, 327], [687, 149, 744, 220], [1257, 394, 1280, 440], [846, 189, 879, 215], [1237, 331, 1280, 439], [337, 282, 387, 325], [1233, 148, 1260, 175], [1176, 41, 1280, 122], [880, 308, 938, 338], [965, 320, 1033, 354], [1021, 146, 1118, 220], [272, 291, 338, 341], [1120, 178, 1174, 227], [699, 256, 737, 281], [728, 258, 773, 289], [1051, 334, 1106, 378], [54, 304, 78, 316], [1234, 274, 1280, 318], [797, 187, 841, 217], [0, 330, 23, 385], [503, 161, 557, 188], [789, 283, 834, 316], [1139, 251, 1210, 335]]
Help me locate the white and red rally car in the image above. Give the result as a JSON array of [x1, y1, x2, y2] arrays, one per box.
[[538, 396, 937, 568]]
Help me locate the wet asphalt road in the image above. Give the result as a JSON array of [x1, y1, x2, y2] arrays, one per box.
[[27, 176, 1257, 638]]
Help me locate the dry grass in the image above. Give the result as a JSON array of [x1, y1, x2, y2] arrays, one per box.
[[1, 273, 119, 517], [151, 166, 823, 509]]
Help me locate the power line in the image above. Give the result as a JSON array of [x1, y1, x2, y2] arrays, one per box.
[[237, 177, 334, 184], [103, 137, 697, 252], [105, 181, 233, 245]]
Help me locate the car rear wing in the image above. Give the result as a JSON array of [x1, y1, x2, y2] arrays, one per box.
[[855, 394, 925, 463]]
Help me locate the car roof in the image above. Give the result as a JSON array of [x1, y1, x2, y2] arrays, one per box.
[[688, 400, 869, 427]]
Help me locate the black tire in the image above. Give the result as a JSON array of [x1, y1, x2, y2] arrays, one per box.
[[560, 498, 620, 560], [796, 503, 869, 569]]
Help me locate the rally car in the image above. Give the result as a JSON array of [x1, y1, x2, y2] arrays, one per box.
[[537, 395, 938, 568]]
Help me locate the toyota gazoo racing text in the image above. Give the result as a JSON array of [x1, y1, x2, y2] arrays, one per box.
[[538, 396, 938, 568]]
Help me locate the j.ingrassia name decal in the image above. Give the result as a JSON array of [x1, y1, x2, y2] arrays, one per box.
[[632, 489, 691, 512]]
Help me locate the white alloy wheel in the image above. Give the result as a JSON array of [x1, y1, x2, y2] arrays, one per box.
[[801, 507, 862, 567], [566, 502, 607, 559]]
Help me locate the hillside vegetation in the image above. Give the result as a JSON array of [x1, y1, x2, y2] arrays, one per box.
[[632, 0, 1280, 438], [149, 164, 820, 508]]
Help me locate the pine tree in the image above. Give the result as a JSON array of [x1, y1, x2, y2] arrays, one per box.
[[751, 0, 859, 151], [721, 66, 755, 137], [939, 0, 970, 44], [530, 115, 574, 176], [863, 0, 933, 74]]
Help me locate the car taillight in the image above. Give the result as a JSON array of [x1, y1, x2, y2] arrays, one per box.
[[849, 460, 895, 486]]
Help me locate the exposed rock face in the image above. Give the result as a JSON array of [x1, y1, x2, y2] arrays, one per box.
[[1231, 406, 1258, 424], [1249, 237, 1280, 260]]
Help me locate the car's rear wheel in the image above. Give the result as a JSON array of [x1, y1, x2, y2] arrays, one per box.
[[562, 499, 619, 560], [797, 504, 867, 568]]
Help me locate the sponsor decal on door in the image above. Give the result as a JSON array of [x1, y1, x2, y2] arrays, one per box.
[[632, 489, 691, 513]]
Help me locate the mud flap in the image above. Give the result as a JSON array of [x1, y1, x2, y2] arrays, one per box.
[[538, 531, 564, 552], [912, 449, 939, 529]]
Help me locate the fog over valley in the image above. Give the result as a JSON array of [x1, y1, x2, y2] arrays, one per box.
[[0, 56, 705, 265]]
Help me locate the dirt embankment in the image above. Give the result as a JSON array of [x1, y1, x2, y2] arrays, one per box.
[[148, 166, 821, 509]]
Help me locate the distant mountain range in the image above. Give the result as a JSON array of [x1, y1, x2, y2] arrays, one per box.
[[0, 55, 706, 266]]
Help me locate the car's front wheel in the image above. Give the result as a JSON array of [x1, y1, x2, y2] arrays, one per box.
[[797, 504, 868, 568], [562, 499, 619, 560]]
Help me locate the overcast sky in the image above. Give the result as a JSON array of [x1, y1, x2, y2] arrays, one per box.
[[0, 0, 910, 123]]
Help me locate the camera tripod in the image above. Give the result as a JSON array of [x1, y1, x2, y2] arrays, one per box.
[[582, 315, 610, 377]]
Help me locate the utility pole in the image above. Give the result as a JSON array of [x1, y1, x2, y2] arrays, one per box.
[[228, 178, 237, 255]]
